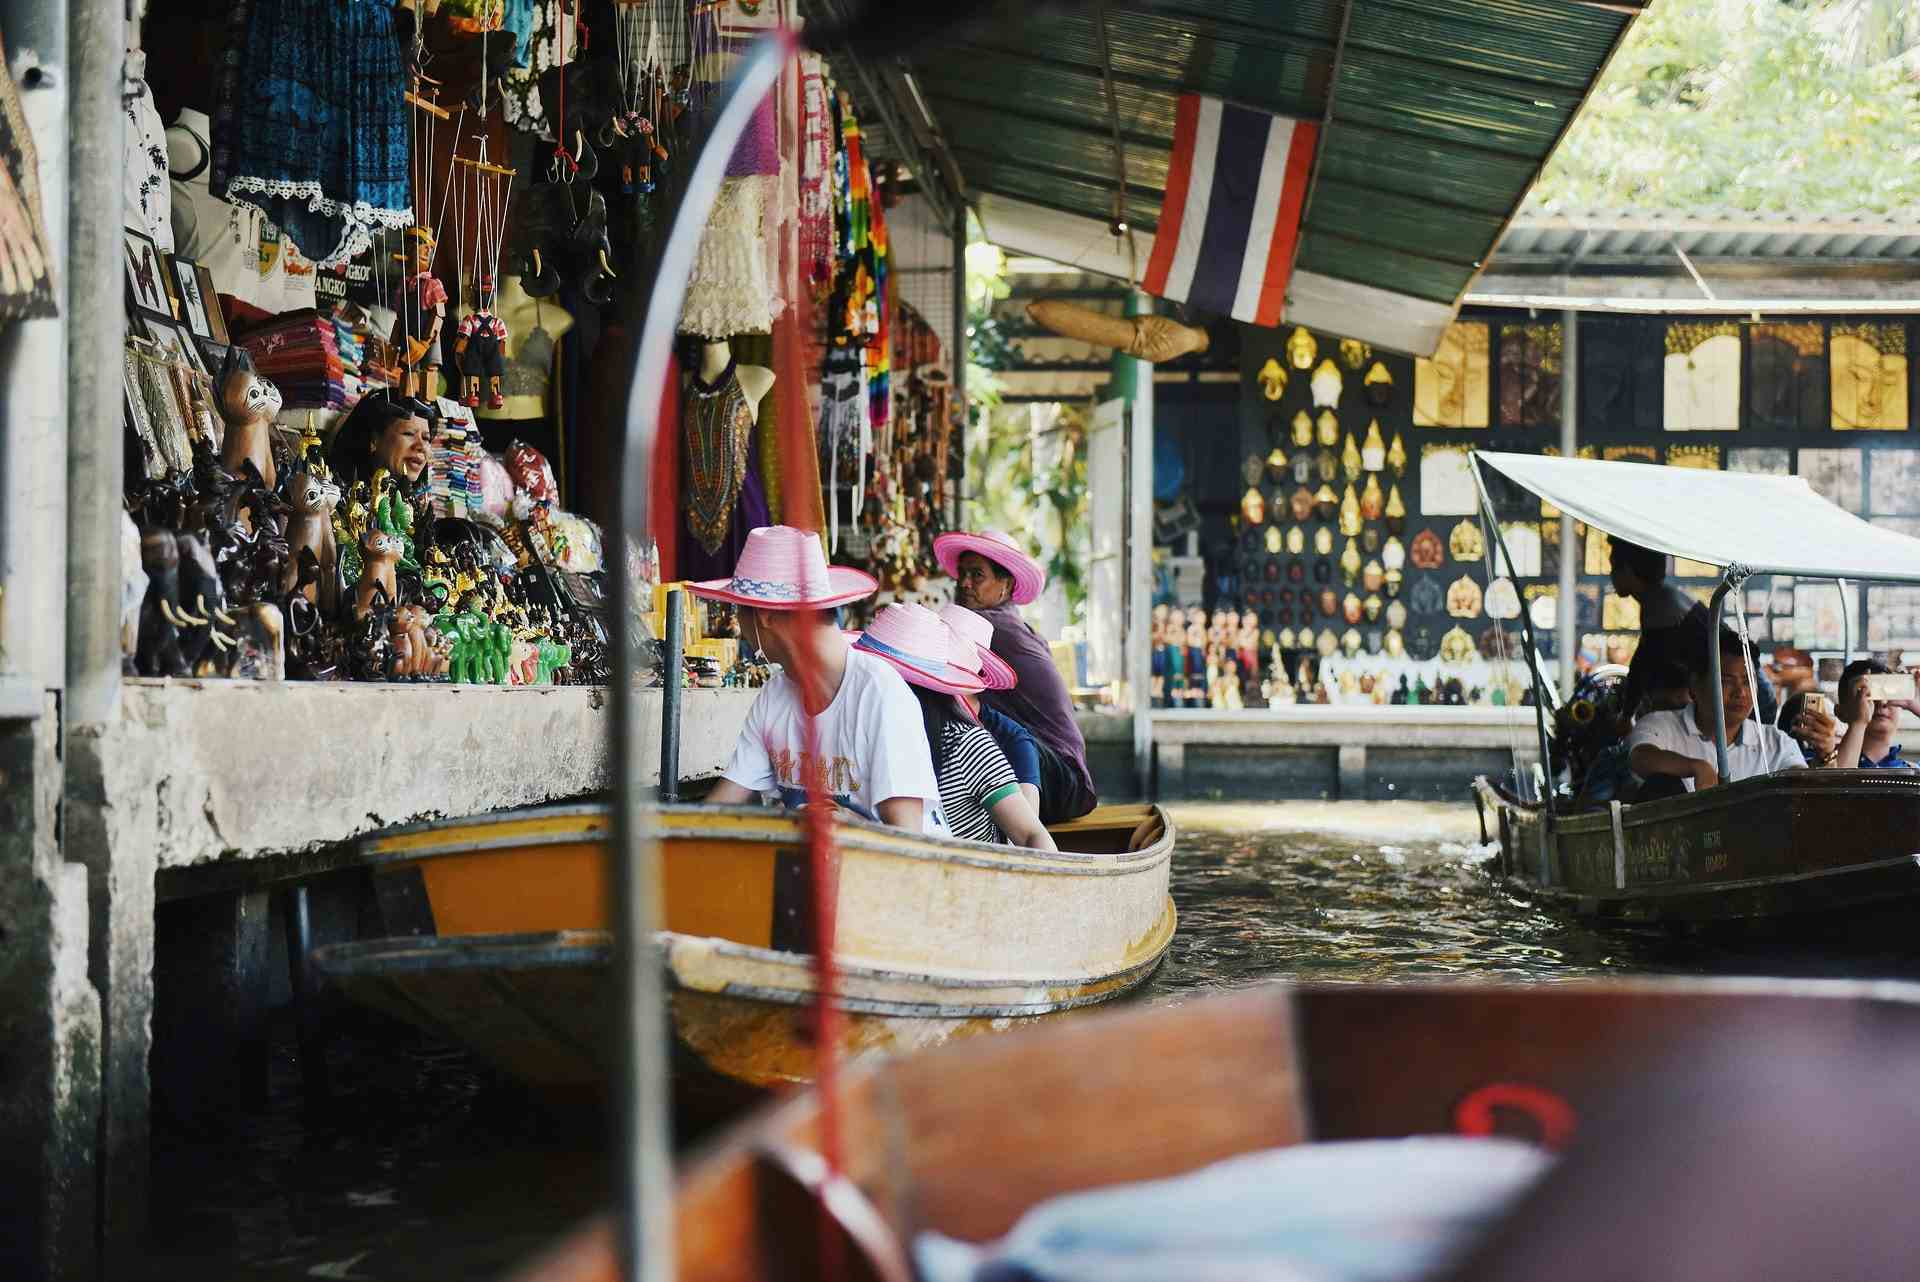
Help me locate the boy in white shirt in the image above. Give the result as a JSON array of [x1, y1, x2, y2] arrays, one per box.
[[694, 526, 943, 833]]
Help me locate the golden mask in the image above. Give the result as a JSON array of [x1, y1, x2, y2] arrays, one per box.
[[1339, 338, 1371, 370], [1291, 410, 1314, 448], [1257, 357, 1287, 402], [1342, 627, 1363, 657], [1386, 432, 1407, 476], [1289, 486, 1315, 523], [1360, 473, 1385, 521], [1339, 484, 1362, 536], [1341, 433, 1363, 482], [1364, 592, 1383, 622], [1450, 519, 1486, 562], [1241, 486, 1266, 525], [1384, 628, 1405, 658], [1385, 484, 1407, 520], [1286, 325, 1317, 370], [1317, 449, 1339, 484], [1286, 525, 1305, 555], [1361, 421, 1386, 472], [1314, 525, 1334, 556], [1316, 409, 1340, 447], [1341, 537, 1363, 584], [1311, 358, 1344, 408], [1265, 524, 1283, 555], [1314, 483, 1338, 520]]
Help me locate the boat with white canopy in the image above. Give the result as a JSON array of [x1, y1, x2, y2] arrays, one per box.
[[1468, 450, 1920, 927]]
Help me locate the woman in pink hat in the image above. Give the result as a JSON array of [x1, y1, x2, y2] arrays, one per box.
[[935, 530, 1098, 823], [854, 603, 1056, 851], [696, 526, 943, 834], [940, 602, 1043, 816]]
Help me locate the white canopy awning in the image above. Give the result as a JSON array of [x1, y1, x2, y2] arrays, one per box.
[[1472, 451, 1920, 584]]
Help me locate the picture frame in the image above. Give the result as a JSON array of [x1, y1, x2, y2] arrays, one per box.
[[136, 312, 210, 380], [716, 0, 784, 36], [123, 226, 173, 316], [167, 255, 227, 344]]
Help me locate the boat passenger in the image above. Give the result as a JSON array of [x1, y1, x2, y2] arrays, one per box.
[[1835, 659, 1920, 769], [852, 604, 1057, 852], [694, 526, 944, 834], [936, 529, 1098, 823], [1627, 627, 1837, 795], [1609, 537, 1710, 721], [938, 602, 1043, 813]]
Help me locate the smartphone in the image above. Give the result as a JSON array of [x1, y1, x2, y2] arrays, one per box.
[[1864, 673, 1917, 703], [1803, 691, 1829, 719]]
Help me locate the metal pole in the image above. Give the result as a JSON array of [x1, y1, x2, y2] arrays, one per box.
[[1838, 577, 1851, 661], [1557, 310, 1578, 698], [611, 32, 792, 1282], [952, 203, 968, 531], [286, 885, 330, 1104], [1708, 578, 1733, 781], [1122, 291, 1154, 796], [658, 589, 684, 802], [1472, 459, 1555, 812]]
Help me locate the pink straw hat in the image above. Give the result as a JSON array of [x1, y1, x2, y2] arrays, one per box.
[[934, 529, 1046, 606], [687, 525, 876, 610], [851, 603, 986, 696], [938, 602, 1017, 690]]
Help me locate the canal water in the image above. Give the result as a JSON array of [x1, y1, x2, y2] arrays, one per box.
[[147, 802, 1920, 1278]]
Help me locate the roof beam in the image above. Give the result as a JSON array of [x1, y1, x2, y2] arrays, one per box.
[[941, 41, 1327, 123], [949, 143, 1162, 202], [1104, 1, 1340, 55], [915, 84, 1174, 152], [1302, 221, 1487, 272], [1094, 2, 1132, 241]]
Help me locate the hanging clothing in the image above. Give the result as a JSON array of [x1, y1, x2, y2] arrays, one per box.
[[170, 109, 318, 313], [0, 27, 55, 325], [499, 0, 580, 142], [679, 358, 769, 577], [124, 72, 174, 253], [679, 176, 775, 339], [211, 0, 411, 268]]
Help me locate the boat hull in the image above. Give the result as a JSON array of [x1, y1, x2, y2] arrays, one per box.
[[320, 802, 1177, 1090], [1473, 770, 1920, 926]]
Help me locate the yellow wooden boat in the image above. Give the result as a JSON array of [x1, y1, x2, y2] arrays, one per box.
[[315, 802, 1176, 1092]]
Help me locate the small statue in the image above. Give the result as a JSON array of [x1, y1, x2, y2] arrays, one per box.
[[390, 227, 447, 398], [353, 526, 405, 621], [215, 346, 284, 502], [282, 465, 343, 613], [390, 603, 449, 678], [454, 294, 509, 410], [176, 532, 239, 676], [136, 529, 190, 678]]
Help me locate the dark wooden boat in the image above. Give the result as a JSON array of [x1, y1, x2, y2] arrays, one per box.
[[1472, 770, 1920, 926], [501, 977, 1920, 1282]]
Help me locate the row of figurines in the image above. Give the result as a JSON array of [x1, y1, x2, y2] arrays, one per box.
[[128, 351, 606, 686]]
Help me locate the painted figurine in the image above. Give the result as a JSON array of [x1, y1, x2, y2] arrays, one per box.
[[390, 227, 447, 398], [454, 301, 509, 409], [215, 345, 284, 498], [281, 464, 342, 613]]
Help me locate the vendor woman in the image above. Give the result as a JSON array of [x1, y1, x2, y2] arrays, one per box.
[[936, 529, 1098, 823]]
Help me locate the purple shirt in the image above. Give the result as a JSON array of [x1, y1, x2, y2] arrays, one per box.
[[972, 602, 1094, 795]]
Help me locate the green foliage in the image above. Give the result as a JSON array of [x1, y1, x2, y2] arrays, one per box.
[[1530, 0, 1920, 215]]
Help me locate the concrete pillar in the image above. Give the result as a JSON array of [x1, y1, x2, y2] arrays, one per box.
[[1338, 745, 1369, 800], [0, 708, 102, 1282], [1155, 742, 1185, 801]]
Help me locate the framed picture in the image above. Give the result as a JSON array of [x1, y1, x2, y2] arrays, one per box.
[[716, 0, 785, 35], [167, 256, 227, 344], [137, 313, 209, 379], [123, 227, 172, 316]]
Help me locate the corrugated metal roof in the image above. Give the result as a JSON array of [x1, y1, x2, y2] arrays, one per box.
[[892, 0, 1636, 341], [1497, 210, 1920, 263]]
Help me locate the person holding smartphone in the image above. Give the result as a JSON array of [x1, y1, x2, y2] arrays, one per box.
[[1834, 659, 1920, 770]]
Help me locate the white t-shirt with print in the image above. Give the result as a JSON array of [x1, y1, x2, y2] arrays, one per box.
[[1626, 707, 1805, 791], [722, 648, 946, 833]]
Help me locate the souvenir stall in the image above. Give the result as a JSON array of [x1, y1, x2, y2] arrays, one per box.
[[1152, 311, 1920, 712], [118, 0, 930, 690]]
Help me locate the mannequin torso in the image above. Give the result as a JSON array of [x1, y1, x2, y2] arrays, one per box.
[[698, 339, 772, 424], [473, 274, 575, 422]]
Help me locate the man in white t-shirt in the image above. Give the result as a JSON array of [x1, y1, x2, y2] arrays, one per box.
[[1627, 626, 1833, 793], [695, 526, 943, 833]]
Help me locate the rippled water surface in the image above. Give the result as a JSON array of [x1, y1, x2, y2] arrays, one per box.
[[148, 801, 1920, 1277]]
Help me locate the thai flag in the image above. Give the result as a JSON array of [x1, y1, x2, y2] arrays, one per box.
[[1142, 94, 1319, 328]]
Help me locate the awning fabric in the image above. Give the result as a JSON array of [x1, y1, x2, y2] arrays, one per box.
[[1473, 451, 1920, 583]]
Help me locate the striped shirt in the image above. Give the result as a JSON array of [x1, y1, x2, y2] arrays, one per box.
[[937, 721, 1021, 845]]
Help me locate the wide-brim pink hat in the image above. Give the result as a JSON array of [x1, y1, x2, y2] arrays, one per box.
[[688, 524, 876, 610], [851, 602, 985, 696], [934, 529, 1045, 606], [938, 602, 1017, 690]]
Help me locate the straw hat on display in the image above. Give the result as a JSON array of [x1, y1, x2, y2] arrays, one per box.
[[938, 603, 1017, 690], [933, 529, 1046, 606], [850, 603, 986, 696], [687, 525, 875, 610]]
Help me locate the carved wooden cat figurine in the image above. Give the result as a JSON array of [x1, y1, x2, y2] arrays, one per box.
[[281, 467, 342, 613], [216, 346, 284, 496], [353, 527, 404, 621]]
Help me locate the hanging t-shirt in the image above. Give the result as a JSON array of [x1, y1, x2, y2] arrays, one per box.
[[721, 648, 945, 834], [935, 720, 1021, 846], [168, 108, 316, 314]]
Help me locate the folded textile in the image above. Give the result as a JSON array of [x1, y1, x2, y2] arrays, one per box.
[[914, 1137, 1551, 1282]]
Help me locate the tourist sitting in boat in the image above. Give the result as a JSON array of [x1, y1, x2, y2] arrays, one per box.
[[936, 529, 1098, 823], [694, 526, 944, 834], [940, 602, 1044, 814], [1627, 626, 1837, 795], [852, 603, 1057, 851], [1835, 659, 1920, 769]]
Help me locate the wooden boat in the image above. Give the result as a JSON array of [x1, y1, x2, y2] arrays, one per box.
[[1472, 770, 1920, 927], [314, 801, 1176, 1091], [503, 977, 1920, 1282]]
